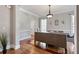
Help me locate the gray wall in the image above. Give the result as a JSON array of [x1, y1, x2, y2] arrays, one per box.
[[15, 6, 39, 48], [0, 6, 10, 50], [47, 13, 72, 33]]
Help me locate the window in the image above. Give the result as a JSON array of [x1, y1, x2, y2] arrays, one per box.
[[40, 19, 47, 32], [71, 15, 75, 34]]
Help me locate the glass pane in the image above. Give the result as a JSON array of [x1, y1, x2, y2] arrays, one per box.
[[40, 19, 47, 32]]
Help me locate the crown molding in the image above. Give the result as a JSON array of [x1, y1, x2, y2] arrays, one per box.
[[18, 6, 40, 17]]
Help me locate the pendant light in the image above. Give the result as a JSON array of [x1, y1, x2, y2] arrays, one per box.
[[47, 5, 53, 18]]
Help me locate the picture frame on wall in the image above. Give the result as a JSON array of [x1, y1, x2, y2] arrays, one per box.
[[55, 19, 59, 26], [61, 21, 64, 24]]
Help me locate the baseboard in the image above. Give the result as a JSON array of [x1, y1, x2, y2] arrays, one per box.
[[15, 44, 20, 49], [10, 44, 20, 49]]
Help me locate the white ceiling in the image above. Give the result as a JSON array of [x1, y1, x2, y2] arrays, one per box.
[[19, 5, 75, 17]]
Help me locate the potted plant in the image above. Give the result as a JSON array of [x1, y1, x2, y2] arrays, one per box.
[[0, 34, 7, 54]]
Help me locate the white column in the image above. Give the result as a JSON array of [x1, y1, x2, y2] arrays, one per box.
[[10, 6, 20, 49], [74, 5, 79, 54]]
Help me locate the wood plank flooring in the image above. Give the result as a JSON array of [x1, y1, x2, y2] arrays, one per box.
[[0, 39, 61, 54]]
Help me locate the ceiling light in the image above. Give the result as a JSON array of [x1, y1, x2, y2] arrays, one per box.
[[47, 5, 53, 18]]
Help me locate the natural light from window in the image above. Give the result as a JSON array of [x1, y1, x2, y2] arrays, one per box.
[[40, 19, 47, 32]]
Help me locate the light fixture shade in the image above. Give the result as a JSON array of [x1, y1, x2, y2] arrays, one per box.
[[47, 14, 53, 18]]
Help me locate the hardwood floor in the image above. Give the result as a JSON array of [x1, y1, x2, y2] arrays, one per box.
[[0, 39, 62, 54]]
